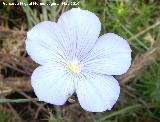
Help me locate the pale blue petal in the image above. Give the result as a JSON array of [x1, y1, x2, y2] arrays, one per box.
[[31, 65, 75, 105], [75, 72, 120, 112], [57, 8, 101, 61], [82, 33, 132, 75], [26, 21, 69, 65]]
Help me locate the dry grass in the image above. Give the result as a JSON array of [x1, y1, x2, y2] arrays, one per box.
[[0, 0, 160, 121]]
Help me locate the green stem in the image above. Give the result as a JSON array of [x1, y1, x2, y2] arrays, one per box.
[[97, 104, 141, 122], [0, 98, 38, 104]]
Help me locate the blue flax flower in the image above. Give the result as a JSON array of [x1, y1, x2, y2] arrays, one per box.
[[26, 8, 132, 112]]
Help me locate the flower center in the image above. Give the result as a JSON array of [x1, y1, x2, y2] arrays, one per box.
[[67, 60, 81, 74]]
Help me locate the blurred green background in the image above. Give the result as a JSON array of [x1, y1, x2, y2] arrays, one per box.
[[0, 0, 160, 122]]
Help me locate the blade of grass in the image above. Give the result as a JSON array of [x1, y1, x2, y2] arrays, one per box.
[[118, 22, 149, 50], [129, 21, 160, 41], [48, 0, 57, 21], [106, 11, 149, 51], [0, 98, 38, 104], [97, 104, 141, 122], [19, 0, 39, 27], [41, 0, 48, 21]]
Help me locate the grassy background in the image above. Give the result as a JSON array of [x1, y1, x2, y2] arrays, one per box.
[[0, 0, 160, 122]]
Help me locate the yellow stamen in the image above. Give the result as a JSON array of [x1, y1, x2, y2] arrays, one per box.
[[67, 60, 81, 74]]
